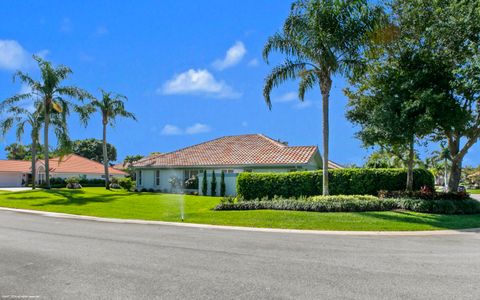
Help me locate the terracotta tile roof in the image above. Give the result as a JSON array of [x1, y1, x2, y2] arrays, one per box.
[[328, 160, 343, 169], [0, 160, 31, 173], [134, 134, 321, 168], [42, 154, 127, 175], [112, 163, 126, 170]]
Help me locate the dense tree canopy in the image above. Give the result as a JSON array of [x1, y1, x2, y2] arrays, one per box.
[[72, 138, 117, 163]]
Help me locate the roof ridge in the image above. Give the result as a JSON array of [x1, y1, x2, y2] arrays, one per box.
[[256, 134, 288, 148], [0, 159, 31, 162]]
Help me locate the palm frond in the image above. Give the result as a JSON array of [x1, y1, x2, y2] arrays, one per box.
[[298, 70, 318, 100], [263, 60, 309, 109]]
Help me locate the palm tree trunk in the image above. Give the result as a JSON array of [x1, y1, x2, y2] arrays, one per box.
[[320, 77, 332, 196], [103, 121, 110, 190], [444, 157, 448, 191], [406, 137, 415, 192], [31, 132, 37, 190], [44, 104, 50, 189]]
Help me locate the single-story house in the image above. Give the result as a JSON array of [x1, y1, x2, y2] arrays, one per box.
[[0, 154, 127, 187], [133, 134, 342, 196]]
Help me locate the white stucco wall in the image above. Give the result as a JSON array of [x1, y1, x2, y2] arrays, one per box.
[[136, 163, 321, 196]]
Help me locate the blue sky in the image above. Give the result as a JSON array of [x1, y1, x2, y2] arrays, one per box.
[[0, 0, 479, 166]]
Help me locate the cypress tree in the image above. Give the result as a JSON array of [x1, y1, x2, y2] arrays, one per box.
[[211, 171, 217, 196], [220, 171, 226, 197], [202, 170, 208, 195]]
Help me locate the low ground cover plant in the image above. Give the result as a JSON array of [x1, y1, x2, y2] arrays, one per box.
[[215, 194, 480, 215], [237, 168, 434, 200]]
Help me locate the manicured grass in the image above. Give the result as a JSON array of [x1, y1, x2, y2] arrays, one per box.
[[468, 189, 480, 194], [0, 187, 479, 231]]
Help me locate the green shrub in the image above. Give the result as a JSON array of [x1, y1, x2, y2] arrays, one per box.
[[215, 194, 480, 215], [119, 177, 135, 191], [65, 177, 80, 184], [236, 168, 434, 200], [379, 189, 470, 200]]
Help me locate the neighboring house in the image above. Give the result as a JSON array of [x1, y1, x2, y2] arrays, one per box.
[[0, 154, 126, 187], [0, 160, 31, 187], [133, 134, 342, 196]]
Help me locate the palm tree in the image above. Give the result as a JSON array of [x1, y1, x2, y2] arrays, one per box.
[[263, 0, 383, 195], [0, 102, 73, 189], [1, 55, 90, 188], [0, 105, 41, 189], [79, 90, 136, 189], [431, 141, 451, 191]]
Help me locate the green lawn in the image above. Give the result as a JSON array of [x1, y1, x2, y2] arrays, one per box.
[[0, 187, 479, 231], [468, 189, 480, 194]]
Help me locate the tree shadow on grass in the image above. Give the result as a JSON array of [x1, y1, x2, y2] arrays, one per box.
[[30, 189, 127, 206], [357, 210, 480, 230]]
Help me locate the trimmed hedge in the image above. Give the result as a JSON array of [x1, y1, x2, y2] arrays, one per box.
[[39, 177, 106, 188], [214, 196, 480, 215], [236, 168, 434, 200]]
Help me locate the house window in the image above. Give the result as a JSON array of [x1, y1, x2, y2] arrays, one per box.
[[155, 170, 160, 185], [244, 169, 253, 173], [222, 169, 234, 174], [138, 170, 142, 186], [183, 169, 199, 180]]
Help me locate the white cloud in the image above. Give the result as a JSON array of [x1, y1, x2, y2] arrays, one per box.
[[94, 26, 109, 36], [212, 41, 246, 70], [247, 58, 259, 67], [60, 17, 73, 33], [160, 123, 211, 135], [274, 92, 297, 103], [185, 123, 211, 135], [161, 124, 183, 135], [0, 40, 30, 70], [79, 52, 94, 62], [60, 18, 72, 32], [294, 100, 313, 110], [160, 69, 241, 99], [35, 49, 50, 59]]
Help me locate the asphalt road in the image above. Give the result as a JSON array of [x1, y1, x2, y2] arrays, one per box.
[[1, 210, 479, 299]]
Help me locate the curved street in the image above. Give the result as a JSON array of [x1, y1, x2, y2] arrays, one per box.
[[1, 210, 479, 299]]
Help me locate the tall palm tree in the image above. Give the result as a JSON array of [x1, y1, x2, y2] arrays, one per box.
[[263, 0, 383, 195], [79, 90, 136, 189], [1, 55, 90, 189]]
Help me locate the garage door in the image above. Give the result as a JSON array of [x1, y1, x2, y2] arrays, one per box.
[[0, 172, 22, 187]]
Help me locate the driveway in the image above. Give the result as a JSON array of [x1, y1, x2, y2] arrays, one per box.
[[0, 210, 479, 299], [0, 187, 32, 192], [471, 194, 480, 201]]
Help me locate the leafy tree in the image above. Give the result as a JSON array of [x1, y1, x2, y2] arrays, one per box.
[[210, 171, 217, 196], [388, 0, 480, 191], [262, 0, 384, 195], [1, 56, 90, 188], [4, 143, 28, 160], [346, 50, 450, 190], [202, 170, 208, 195], [220, 171, 226, 197], [72, 138, 117, 162], [78, 90, 136, 189]]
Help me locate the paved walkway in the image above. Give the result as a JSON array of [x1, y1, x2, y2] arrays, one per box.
[[0, 187, 32, 192], [471, 194, 480, 201], [0, 209, 479, 299]]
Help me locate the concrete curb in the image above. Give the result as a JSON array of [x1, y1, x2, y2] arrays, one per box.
[[0, 206, 479, 236]]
